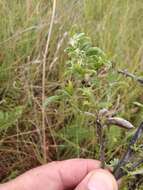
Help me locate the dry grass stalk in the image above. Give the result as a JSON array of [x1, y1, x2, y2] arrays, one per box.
[[42, 0, 57, 163]]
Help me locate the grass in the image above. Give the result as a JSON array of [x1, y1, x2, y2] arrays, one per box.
[[0, 0, 143, 188]]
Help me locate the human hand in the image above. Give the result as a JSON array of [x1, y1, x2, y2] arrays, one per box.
[[0, 159, 118, 190]]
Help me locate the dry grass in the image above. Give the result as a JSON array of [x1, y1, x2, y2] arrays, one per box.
[[0, 0, 143, 188]]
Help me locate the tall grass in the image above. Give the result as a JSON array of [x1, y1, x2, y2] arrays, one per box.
[[0, 0, 143, 188]]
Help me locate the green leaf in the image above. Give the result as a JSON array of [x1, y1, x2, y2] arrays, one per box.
[[0, 106, 23, 132], [130, 169, 143, 176], [44, 95, 60, 107], [65, 80, 74, 95], [86, 47, 105, 56]]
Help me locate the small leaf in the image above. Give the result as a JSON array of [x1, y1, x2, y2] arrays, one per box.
[[0, 106, 23, 132], [65, 80, 74, 95], [86, 47, 105, 56], [44, 95, 60, 107], [130, 169, 143, 176], [133, 101, 143, 108], [109, 158, 119, 168]]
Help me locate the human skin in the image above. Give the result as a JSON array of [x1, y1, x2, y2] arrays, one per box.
[[0, 159, 118, 190]]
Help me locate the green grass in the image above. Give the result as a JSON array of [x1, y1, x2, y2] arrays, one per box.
[[0, 0, 143, 188]]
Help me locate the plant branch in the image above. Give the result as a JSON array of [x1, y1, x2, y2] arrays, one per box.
[[96, 119, 106, 168], [118, 69, 143, 85]]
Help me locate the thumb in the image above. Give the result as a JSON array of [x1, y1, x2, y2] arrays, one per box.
[[75, 169, 118, 190]]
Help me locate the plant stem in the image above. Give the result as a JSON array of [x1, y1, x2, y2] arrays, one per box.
[[42, 0, 57, 163], [96, 120, 105, 168], [118, 69, 143, 85]]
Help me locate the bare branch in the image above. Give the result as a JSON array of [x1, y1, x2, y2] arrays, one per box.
[[96, 119, 106, 168], [118, 69, 143, 85]]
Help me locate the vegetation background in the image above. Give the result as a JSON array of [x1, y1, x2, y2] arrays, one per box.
[[0, 0, 143, 189]]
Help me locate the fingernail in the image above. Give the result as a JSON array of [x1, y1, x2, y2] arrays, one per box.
[[87, 169, 117, 190]]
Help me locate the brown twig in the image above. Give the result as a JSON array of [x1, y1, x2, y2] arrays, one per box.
[[96, 119, 106, 168], [118, 69, 143, 85]]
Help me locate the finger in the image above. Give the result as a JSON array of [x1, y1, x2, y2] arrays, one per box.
[[75, 169, 118, 190], [52, 158, 101, 189], [5, 159, 101, 190]]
